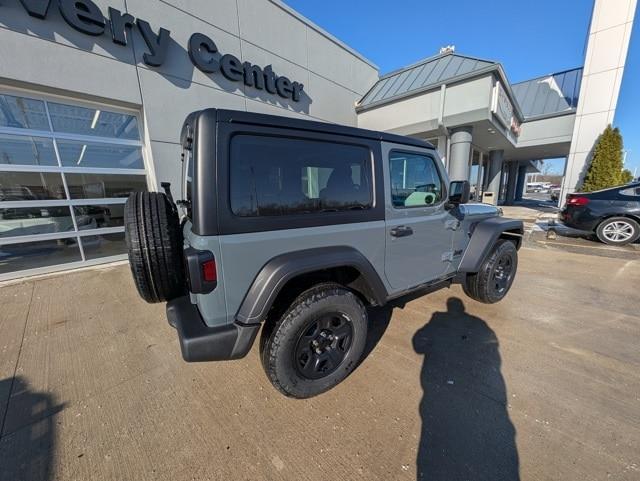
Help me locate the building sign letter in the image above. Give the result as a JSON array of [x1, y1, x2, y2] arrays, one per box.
[[10, 0, 306, 101]]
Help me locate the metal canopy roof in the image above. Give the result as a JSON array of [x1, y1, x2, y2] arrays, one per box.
[[357, 52, 497, 109], [511, 68, 583, 120], [357, 51, 583, 123]]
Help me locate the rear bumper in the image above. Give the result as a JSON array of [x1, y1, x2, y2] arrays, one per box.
[[166, 296, 260, 362], [560, 208, 597, 232], [551, 220, 593, 237]]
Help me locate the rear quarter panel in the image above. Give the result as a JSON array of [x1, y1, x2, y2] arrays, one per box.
[[183, 223, 229, 327], [211, 221, 387, 327]]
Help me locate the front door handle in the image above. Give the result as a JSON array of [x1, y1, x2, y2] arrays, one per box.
[[390, 226, 413, 238]]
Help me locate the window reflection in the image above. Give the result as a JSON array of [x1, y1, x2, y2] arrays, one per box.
[[65, 173, 147, 199], [0, 95, 50, 130], [0, 172, 66, 201], [74, 204, 125, 230], [0, 206, 74, 238], [390, 152, 443, 208], [48, 102, 140, 140], [0, 134, 58, 166], [0, 93, 145, 277], [230, 135, 372, 217], [56, 140, 143, 169], [80, 233, 126, 260], [0, 238, 82, 274]]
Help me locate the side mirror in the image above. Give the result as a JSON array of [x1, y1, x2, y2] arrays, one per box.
[[446, 180, 470, 208]]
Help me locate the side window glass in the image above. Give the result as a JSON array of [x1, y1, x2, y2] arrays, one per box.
[[389, 151, 443, 208], [620, 187, 640, 197], [230, 135, 372, 217]]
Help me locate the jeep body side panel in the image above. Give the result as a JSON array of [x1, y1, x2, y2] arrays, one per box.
[[380, 141, 457, 290], [183, 221, 229, 326], [457, 216, 524, 273], [191, 115, 393, 328], [210, 221, 388, 327], [235, 246, 388, 324]]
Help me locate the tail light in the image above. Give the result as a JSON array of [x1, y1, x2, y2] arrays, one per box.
[[184, 248, 217, 294], [567, 196, 590, 206], [201, 259, 217, 283]]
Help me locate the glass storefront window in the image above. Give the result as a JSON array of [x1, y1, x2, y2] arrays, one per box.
[[0, 238, 82, 274], [65, 173, 147, 199], [0, 172, 66, 201], [74, 204, 125, 230], [0, 92, 146, 279], [0, 134, 58, 166], [0, 206, 74, 238], [0, 94, 50, 131], [48, 102, 140, 140], [56, 140, 144, 169], [80, 233, 127, 260]]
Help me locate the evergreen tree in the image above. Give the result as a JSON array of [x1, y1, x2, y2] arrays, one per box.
[[621, 169, 634, 184], [581, 125, 625, 192]]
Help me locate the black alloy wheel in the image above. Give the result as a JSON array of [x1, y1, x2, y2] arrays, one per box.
[[490, 252, 514, 296], [293, 313, 354, 380], [463, 240, 518, 304], [260, 283, 368, 398]]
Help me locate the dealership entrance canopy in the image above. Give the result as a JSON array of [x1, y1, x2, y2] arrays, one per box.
[[0, 0, 636, 280], [357, 51, 583, 204]]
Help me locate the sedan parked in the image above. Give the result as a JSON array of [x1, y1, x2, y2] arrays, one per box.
[[561, 183, 640, 246]]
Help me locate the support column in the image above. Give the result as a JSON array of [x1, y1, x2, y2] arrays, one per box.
[[486, 150, 504, 196], [505, 162, 518, 204], [515, 163, 528, 201], [448, 126, 473, 182], [561, 0, 637, 203]]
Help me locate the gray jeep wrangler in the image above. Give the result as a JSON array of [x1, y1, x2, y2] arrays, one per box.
[[124, 109, 523, 398]]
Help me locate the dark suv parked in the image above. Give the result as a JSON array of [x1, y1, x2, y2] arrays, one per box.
[[124, 109, 523, 398], [562, 183, 640, 245]]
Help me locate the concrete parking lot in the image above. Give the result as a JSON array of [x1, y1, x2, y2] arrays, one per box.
[[0, 247, 639, 481]]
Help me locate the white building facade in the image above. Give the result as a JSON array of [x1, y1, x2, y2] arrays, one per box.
[[0, 0, 636, 280]]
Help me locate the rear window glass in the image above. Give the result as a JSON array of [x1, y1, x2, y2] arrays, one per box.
[[230, 135, 372, 217]]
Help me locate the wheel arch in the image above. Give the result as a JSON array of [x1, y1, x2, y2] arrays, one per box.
[[458, 217, 524, 273], [235, 246, 388, 324]]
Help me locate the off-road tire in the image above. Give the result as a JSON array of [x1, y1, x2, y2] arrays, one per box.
[[463, 239, 517, 304], [595, 217, 640, 246], [260, 283, 368, 398], [124, 192, 185, 303]]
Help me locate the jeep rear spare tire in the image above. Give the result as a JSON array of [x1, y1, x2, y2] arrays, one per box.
[[260, 284, 368, 398], [124, 191, 185, 303]]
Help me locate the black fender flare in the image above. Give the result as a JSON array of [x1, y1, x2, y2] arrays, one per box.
[[235, 246, 388, 324], [458, 217, 524, 273]]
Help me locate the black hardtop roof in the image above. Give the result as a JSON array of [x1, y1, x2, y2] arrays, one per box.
[[190, 108, 433, 149]]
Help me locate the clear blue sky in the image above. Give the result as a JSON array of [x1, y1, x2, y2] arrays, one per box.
[[284, 0, 640, 176]]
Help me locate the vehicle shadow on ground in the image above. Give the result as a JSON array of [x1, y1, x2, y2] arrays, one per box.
[[360, 305, 394, 362], [412, 297, 519, 481], [0, 376, 64, 481]]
